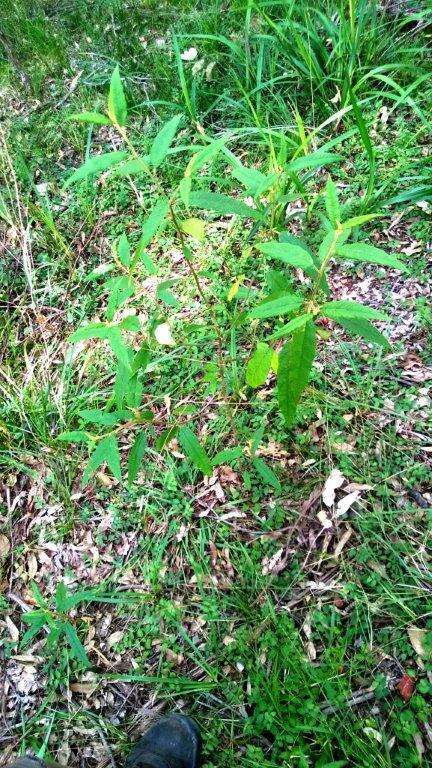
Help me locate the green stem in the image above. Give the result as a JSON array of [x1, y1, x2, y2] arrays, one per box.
[[116, 122, 233, 412]]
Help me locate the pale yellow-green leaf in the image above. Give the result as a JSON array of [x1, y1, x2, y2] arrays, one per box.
[[227, 275, 244, 302], [180, 217, 206, 242]]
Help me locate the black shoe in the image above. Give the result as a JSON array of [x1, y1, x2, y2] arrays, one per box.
[[125, 714, 201, 768]]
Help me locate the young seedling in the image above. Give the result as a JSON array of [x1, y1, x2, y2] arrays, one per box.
[[62, 69, 406, 485], [245, 177, 407, 425]]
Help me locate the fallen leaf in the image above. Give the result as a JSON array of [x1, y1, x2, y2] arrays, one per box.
[[180, 46, 198, 61], [154, 322, 175, 346], [69, 681, 98, 695], [332, 441, 355, 453], [408, 626, 428, 657], [107, 630, 124, 649], [5, 615, 19, 643], [322, 468, 345, 507], [262, 547, 285, 575], [0, 534, 11, 559], [397, 674, 415, 701], [27, 553, 38, 580], [317, 509, 332, 529], [333, 526, 354, 558], [335, 490, 360, 517], [414, 732, 425, 761], [344, 483, 373, 493]]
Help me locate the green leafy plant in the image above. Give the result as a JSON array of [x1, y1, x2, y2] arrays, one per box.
[[21, 582, 91, 667], [63, 69, 407, 483], [244, 177, 406, 426]]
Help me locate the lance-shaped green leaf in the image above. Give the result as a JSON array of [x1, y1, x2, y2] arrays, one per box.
[[178, 427, 213, 476], [336, 243, 408, 271], [82, 435, 122, 486], [231, 165, 276, 197], [111, 156, 151, 177], [179, 217, 206, 242], [324, 177, 340, 226], [341, 213, 380, 229], [253, 457, 281, 492], [321, 300, 391, 322], [107, 65, 127, 126], [69, 111, 111, 125], [131, 343, 149, 374], [115, 361, 143, 409], [78, 409, 129, 426], [211, 446, 243, 467], [179, 176, 192, 206], [150, 114, 183, 168], [85, 262, 115, 282], [117, 234, 131, 267], [69, 323, 131, 368], [277, 320, 316, 426], [128, 432, 147, 486], [69, 322, 112, 342], [337, 318, 390, 349], [62, 622, 90, 667], [246, 342, 273, 388], [64, 151, 127, 188], [119, 315, 140, 332], [133, 197, 169, 271], [248, 293, 303, 320], [105, 275, 135, 320], [186, 138, 226, 177], [279, 232, 328, 290], [286, 152, 340, 174], [56, 430, 91, 444], [188, 191, 260, 220], [269, 313, 313, 340], [257, 241, 314, 270]]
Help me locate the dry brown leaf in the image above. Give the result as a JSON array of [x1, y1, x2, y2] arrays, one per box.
[[107, 630, 124, 649], [69, 681, 98, 695], [5, 615, 19, 643], [407, 626, 427, 657], [344, 483, 373, 493], [333, 526, 354, 559], [262, 547, 284, 575], [332, 441, 355, 454], [335, 491, 360, 517], [27, 554, 38, 580], [317, 510, 332, 529], [397, 674, 416, 701], [322, 468, 345, 507], [0, 534, 11, 559]]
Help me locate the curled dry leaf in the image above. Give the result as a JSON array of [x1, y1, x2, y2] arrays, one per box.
[[407, 626, 428, 657], [335, 490, 360, 517], [180, 46, 198, 61], [262, 547, 284, 575], [317, 509, 332, 529], [0, 533, 11, 559], [397, 673, 415, 701], [107, 630, 124, 649], [344, 483, 373, 493], [333, 526, 354, 559], [322, 468, 345, 507], [154, 322, 175, 346], [5, 615, 19, 643]]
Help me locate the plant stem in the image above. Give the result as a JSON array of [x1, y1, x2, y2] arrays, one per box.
[[116, 122, 233, 412]]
